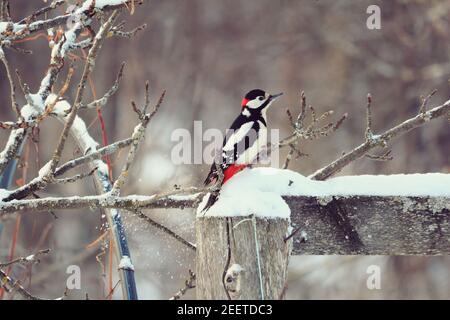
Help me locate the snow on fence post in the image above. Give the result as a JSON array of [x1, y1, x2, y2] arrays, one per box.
[[196, 215, 292, 299]]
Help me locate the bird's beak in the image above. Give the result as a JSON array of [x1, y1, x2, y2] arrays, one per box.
[[269, 92, 283, 100]]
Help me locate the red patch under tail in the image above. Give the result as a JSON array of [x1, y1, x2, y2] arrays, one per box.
[[223, 164, 247, 184]]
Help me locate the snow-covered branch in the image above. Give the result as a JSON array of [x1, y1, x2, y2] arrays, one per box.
[[47, 11, 119, 175], [0, 1, 148, 42], [0, 192, 203, 216], [0, 249, 50, 268], [0, 0, 153, 300]]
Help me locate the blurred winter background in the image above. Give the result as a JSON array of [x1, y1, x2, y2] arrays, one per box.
[[0, 0, 449, 299]]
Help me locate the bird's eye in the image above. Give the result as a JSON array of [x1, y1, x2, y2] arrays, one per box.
[[258, 96, 264, 101]]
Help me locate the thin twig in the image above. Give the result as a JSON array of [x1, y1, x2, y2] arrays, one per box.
[[111, 88, 165, 195], [0, 248, 51, 267], [419, 89, 438, 114], [311, 97, 450, 180], [109, 23, 147, 39], [17, 0, 65, 25], [55, 167, 98, 184], [365, 93, 373, 140], [0, 268, 48, 300], [169, 270, 196, 300], [0, 47, 22, 119], [133, 210, 196, 251], [365, 149, 393, 161], [80, 62, 125, 110], [55, 137, 134, 177]]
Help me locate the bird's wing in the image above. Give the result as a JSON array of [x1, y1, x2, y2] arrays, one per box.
[[222, 121, 254, 151], [222, 116, 261, 166], [204, 114, 262, 186]]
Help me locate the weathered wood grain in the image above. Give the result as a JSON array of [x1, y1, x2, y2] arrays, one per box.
[[195, 195, 450, 299], [196, 216, 291, 300], [286, 195, 450, 255]]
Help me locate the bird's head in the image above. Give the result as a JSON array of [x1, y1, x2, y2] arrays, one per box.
[[240, 89, 283, 115]]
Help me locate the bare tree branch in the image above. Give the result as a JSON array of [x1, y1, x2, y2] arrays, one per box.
[[111, 88, 165, 195], [48, 11, 119, 174], [310, 98, 450, 180], [55, 167, 98, 184], [54, 137, 133, 177], [17, 0, 65, 25], [80, 62, 125, 110], [263, 91, 347, 162], [133, 210, 196, 251], [365, 93, 373, 140], [0, 268, 48, 300], [0, 191, 204, 216], [0, 47, 22, 119], [0, 2, 98, 176], [0, 249, 51, 267], [0, 0, 148, 42], [109, 22, 147, 39], [169, 270, 196, 300]]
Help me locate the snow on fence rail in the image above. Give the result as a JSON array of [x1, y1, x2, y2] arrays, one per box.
[[199, 167, 450, 256], [196, 168, 450, 299]]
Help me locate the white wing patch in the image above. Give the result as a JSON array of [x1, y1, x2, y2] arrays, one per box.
[[235, 123, 267, 164], [223, 121, 255, 151]]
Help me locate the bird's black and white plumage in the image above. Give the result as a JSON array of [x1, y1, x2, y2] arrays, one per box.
[[202, 89, 283, 212]]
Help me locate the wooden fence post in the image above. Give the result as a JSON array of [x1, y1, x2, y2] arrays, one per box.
[[196, 215, 292, 299], [195, 193, 450, 299]]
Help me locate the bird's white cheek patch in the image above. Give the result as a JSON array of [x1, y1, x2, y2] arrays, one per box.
[[246, 99, 263, 109]]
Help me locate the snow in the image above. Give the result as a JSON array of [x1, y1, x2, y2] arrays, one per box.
[[49, 95, 99, 153], [0, 188, 10, 202], [25, 254, 35, 262], [72, 117, 99, 152], [126, 194, 156, 201], [79, 0, 126, 11], [20, 104, 39, 120], [38, 161, 52, 177], [199, 183, 290, 218], [59, 22, 83, 58], [28, 93, 45, 110], [0, 21, 26, 35], [0, 128, 25, 168], [198, 167, 450, 218], [0, 22, 9, 34], [168, 193, 202, 201], [227, 263, 243, 274], [94, 0, 127, 8], [118, 255, 135, 271]]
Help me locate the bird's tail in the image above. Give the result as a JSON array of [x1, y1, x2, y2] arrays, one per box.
[[200, 189, 220, 214], [204, 162, 219, 185], [201, 162, 220, 214]]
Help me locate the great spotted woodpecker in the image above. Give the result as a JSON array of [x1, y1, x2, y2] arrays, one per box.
[[202, 89, 283, 212]]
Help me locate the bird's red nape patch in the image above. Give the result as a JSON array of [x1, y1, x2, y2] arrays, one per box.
[[223, 164, 247, 183], [241, 98, 249, 108]]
